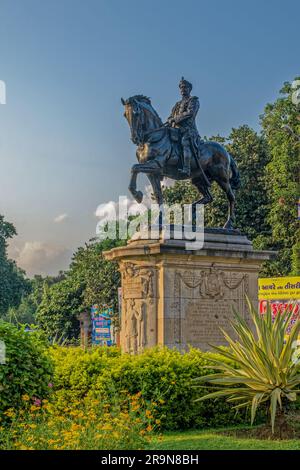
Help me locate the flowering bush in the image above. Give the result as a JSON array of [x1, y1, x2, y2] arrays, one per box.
[[0, 322, 53, 418], [50, 346, 249, 430], [0, 392, 158, 450]]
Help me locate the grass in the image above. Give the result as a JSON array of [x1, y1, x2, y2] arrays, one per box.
[[148, 427, 300, 450]]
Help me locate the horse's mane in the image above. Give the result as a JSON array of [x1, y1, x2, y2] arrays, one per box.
[[129, 95, 152, 105], [128, 95, 162, 124]]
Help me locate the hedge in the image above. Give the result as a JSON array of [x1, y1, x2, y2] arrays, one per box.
[[0, 322, 53, 416], [50, 345, 252, 430]]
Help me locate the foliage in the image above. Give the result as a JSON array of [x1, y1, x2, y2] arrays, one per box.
[[0, 215, 30, 317], [291, 240, 300, 276], [2, 273, 65, 325], [69, 237, 124, 313], [35, 277, 83, 340], [0, 321, 53, 417], [260, 78, 300, 275], [49, 346, 250, 431], [195, 300, 300, 433], [36, 238, 125, 340], [226, 126, 271, 242], [0, 392, 157, 450]]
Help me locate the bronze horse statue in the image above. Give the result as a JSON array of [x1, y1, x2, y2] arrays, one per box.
[[122, 95, 240, 230]]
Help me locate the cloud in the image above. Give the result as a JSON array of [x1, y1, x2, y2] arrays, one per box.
[[94, 179, 175, 222], [54, 213, 68, 223], [95, 196, 148, 221], [8, 241, 71, 278]]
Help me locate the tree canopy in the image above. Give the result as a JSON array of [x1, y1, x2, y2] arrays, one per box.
[[35, 238, 125, 340], [0, 215, 30, 316]]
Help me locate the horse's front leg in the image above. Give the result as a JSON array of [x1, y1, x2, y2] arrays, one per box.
[[129, 167, 143, 203], [129, 162, 162, 204]]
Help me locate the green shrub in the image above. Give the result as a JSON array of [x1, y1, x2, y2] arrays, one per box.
[[0, 321, 53, 417], [50, 346, 250, 430]]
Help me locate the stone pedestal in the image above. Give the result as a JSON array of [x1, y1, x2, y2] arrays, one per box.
[[104, 229, 276, 353]]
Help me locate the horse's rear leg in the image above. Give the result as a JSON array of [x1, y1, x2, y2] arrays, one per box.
[[217, 179, 236, 229], [148, 174, 163, 206], [192, 179, 213, 205]]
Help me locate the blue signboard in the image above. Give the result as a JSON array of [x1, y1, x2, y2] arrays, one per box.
[[91, 305, 113, 346]]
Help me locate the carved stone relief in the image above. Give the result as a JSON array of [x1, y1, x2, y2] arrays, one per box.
[[120, 262, 156, 353]]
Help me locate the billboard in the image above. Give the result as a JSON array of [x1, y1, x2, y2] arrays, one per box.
[[91, 305, 114, 346], [258, 276, 300, 301], [258, 276, 300, 333]]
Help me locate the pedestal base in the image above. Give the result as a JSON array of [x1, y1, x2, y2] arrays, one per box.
[[104, 230, 276, 353]]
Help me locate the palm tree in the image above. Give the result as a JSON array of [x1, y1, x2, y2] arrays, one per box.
[[195, 299, 300, 435]]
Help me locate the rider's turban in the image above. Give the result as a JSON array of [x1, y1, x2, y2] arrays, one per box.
[[179, 77, 192, 91]]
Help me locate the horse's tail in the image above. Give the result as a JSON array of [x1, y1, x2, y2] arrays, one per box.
[[229, 154, 241, 190]]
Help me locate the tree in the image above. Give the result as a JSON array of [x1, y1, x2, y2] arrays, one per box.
[[69, 238, 124, 313], [260, 78, 300, 275], [3, 273, 65, 325], [36, 238, 125, 340], [0, 215, 30, 316], [35, 277, 83, 340]]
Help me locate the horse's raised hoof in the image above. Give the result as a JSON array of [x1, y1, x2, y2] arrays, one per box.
[[134, 191, 143, 203]]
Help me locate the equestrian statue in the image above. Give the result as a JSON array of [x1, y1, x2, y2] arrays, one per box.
[[121, 77, 240, 230]]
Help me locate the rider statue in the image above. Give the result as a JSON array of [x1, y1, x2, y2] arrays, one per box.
[[167, 77, 201, 177]]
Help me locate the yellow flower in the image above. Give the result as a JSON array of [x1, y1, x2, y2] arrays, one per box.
[[70, 423, 81, 431], [47, 439, 57, 445], [99, 423, 113, 431], [4, 408, 15, 418], [30, 405, 40, 412], [28, 423, 37, 429], [146, 425, 153, 432], [22, 394, 30, 402], [145, 410, 153, 418]]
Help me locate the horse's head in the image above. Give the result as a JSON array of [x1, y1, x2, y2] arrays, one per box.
[[121, 95, 162, 145]]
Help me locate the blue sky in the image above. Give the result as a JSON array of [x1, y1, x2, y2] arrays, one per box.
[[0, 0, 299, 276]]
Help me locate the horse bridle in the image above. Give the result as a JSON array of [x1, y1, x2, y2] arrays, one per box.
[[128, 99, 144, 145], [129, 99, 167, 145]]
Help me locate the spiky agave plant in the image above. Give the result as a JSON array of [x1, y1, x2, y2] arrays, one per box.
[[195, 299, 300, 433]]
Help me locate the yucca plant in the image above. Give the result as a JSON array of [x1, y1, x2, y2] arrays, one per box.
[[195, 298, 300, 435]]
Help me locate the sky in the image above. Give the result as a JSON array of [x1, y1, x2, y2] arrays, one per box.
[[0, 0, 299, 277]]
